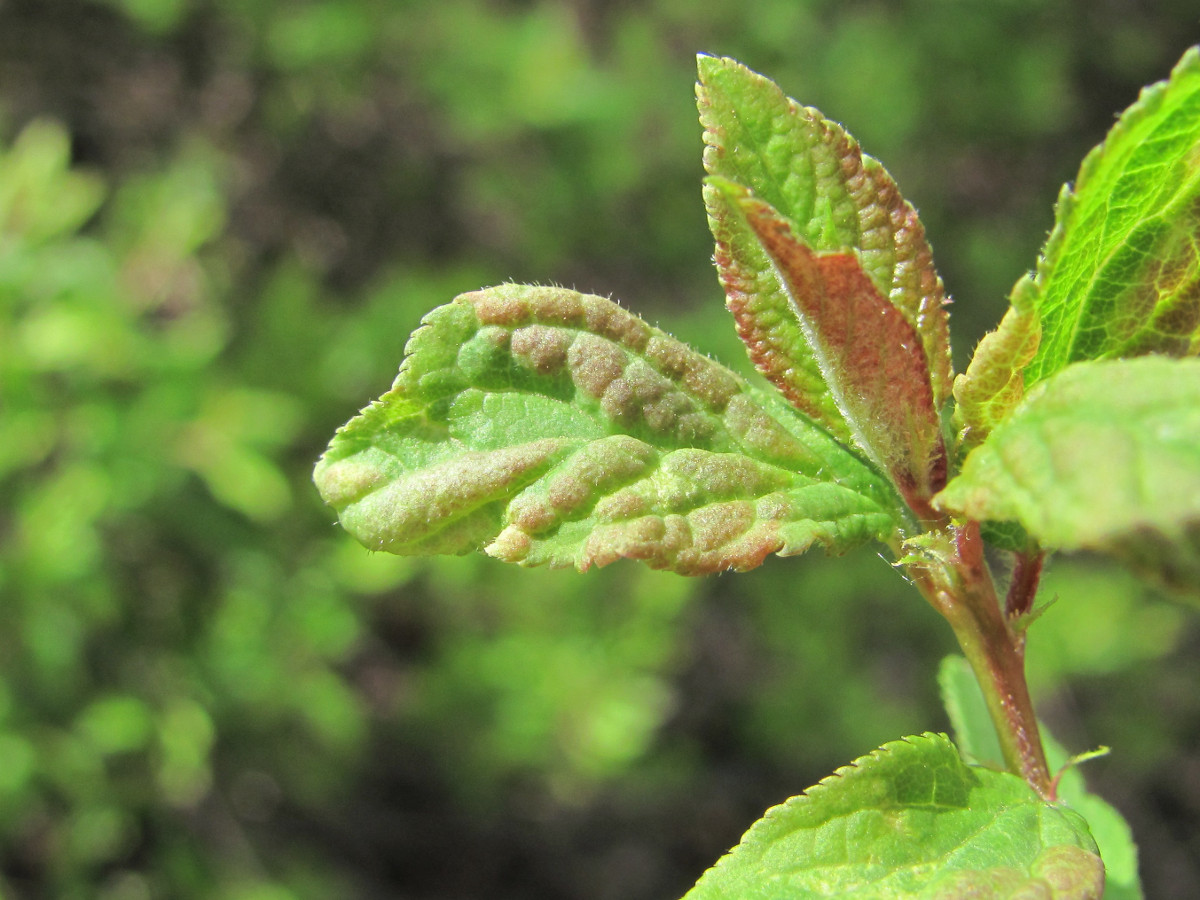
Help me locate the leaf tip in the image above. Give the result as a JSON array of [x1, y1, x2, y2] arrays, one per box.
[[695, 52, 737, 83], [313, 453, 385, 510], [485, 524, 533, 564]]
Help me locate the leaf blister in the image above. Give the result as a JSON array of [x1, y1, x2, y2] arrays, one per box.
[[937, 357, 1200, 593], [953, 280, 1042, 451], [316, 284, 900, 574]]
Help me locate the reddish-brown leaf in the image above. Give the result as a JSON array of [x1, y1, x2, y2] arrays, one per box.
[[719, 185, 946, 513]]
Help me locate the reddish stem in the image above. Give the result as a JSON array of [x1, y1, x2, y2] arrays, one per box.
[[910, 522, 1053, 799], [1006, 550, 1044, 619], [1005, 549, 1045, 657]]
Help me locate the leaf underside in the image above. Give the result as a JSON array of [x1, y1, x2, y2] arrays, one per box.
[[315, 284, 900, 576], [683, 732, 1103, 900], [1022, 46, 1200, 387], [698, 54, 953, 428], [936, 357, 1200, 594]]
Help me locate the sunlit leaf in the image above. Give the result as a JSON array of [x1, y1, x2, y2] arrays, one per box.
[[1023, 46, 1200, 385], [936, 357, 1200, 594], [315, 284, 901, 575], [708, 181, 946, 515], [954, 277, 1041, 452], [939, 655, 1142, 900], [697, 54, 952, 426], [684, 732, 1103, 900]]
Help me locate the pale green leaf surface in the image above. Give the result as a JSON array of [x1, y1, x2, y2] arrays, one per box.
[[314, 284, 901, 575], [0, 120, 106, 244], [954, 277, 1041, 452], [683, 732, 1103, 900], [697, 54, 952, 415], [979, 519, 1036, 555], [1025, 46, 1200, 385], [939, 655, 1142, 900], [936, 357, 1200, 592]]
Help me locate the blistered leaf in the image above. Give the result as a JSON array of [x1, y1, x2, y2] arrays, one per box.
[[1024, 47, 1200, 386], [697, 54, 952, 417], [710, 181, 946, 514], [683, 732, 1103, 900], [939, 655, 1142, 900], [936, 357, 1200, 594], [315, 284, 901, 575]]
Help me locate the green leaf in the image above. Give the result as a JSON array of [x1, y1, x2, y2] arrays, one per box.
[[980, 519, 1036, 555], [708, 180, 947, 514], [1053, 763, 1142, 900], [954, 277, 1041, 452], [1024, 46, 1200, 386], [314, 284, 902, 575], [939, 656, 1142, 900], [697, 55, 953, 419], [0, 120, 106, 244], [683, 732, 1103, 900], [935, 357, 1200, 594]]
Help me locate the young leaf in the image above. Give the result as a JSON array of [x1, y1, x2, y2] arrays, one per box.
[[939, 655, 1143, 900], [709, 180, 947, 516], [706, 178, 850, 441], [314, 284, 902, 575], [1022, 46, 1200, 386], [683, 732, 1103, 900], [697, 54, 953, 414], [935, 357, 1200, 593], [953, 277, 1041, 452]]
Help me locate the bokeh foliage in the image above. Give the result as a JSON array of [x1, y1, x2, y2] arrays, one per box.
[[1, 1, 1198, 897]]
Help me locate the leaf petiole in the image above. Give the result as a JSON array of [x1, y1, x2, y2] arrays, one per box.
[[909, 521, 1053, 798]]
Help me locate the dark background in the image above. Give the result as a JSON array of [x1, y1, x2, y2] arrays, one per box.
[[1, 1, 1198, 897]]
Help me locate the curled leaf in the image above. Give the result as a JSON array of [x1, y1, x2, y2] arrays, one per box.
[[698, 54, 952, 414], [953, 276, 1042, 451], [710, 181, 946, 516]]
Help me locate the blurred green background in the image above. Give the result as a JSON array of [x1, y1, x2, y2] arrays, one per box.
[[1, 1, 1198, 897]]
